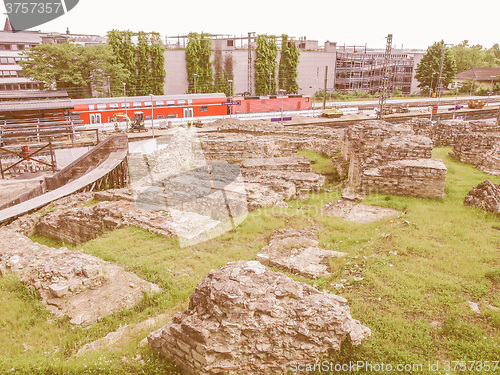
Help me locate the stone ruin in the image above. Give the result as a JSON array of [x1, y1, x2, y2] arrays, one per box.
[[256, 229, 347, 278], [463, 180, 500, 214], [200, 118, 344, 162], [337, 120, 447, 199], [240, 156, 326, 199], [321, 199, 401, 224], [407, 118, 500, 176], [0, 225, 160, 325], [148, 260, 370, 375]]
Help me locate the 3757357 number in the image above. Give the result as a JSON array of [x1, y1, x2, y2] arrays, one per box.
[[5, 2, 63, 14]]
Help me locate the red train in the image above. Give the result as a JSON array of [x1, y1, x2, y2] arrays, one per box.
[[231, 94, 312, 114], [69, 93, 313, 125]]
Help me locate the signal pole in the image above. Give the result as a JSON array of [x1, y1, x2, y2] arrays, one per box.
[[378, 34, 393, 120]]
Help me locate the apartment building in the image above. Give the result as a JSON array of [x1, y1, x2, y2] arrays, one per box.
[[0, 17, 106, 92]]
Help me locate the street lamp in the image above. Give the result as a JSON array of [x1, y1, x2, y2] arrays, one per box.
[[122, 82, 128, 127], [149, 94, 155, 139], [193, 73, 197, 93], [430, 72, 437, 98], [228, 79, 233, 118], [490, 76, 496, 92], [107, 75, 111, 97], [279, 89, 286, 124]]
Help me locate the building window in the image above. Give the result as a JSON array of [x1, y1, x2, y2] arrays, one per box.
[[227, 40, 234, 47]]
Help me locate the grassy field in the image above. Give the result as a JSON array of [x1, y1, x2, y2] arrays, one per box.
[[1, 148, 499, 374]]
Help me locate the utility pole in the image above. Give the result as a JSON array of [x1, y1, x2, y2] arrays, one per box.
[[378, 34, 393, 120], [248, 32, 254, 95], [322, 66, 328, 111], [436, 42, 453, 118]]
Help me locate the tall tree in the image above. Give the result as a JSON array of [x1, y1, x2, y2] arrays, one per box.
[[450, 40, 500, 72], [278, 34, 300, 94], [149, 32, 166, 95], [223, 53, 234, 97], [136, 31, 152, 95], [254, 34, 279, 95], [107, 30, 165, 96], [107, 29, 137, 96], [213, 46, 225, 93], [19, 43, 128, 98], [415, 40, 457, 93], [185, 32, 213, 93]]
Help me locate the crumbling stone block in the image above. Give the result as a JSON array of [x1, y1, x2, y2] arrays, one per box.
[[257, 229, 347, 278], [463, 180, 500, 214], [148, 260, 370, 375], [362, 159, 447, 199]]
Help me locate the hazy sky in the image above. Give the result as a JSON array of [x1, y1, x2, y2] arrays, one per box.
[[2, 0, 499, 50]]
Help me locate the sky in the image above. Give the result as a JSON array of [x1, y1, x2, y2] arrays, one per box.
[[2, 0, 499, 50]]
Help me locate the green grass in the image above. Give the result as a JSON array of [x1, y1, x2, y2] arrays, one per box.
[[1, 148, 499, 374]]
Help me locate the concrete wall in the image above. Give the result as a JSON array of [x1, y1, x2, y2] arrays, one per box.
[[163, 48, 336, 97]]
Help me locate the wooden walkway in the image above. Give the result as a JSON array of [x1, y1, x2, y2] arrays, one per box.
[[0, 149, 127, 225]]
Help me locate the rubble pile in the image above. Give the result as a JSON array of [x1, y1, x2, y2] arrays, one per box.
[[257, 229, 347, 278], [0, 228, 160, 325], [463, 180, 500, 214], [148, 260, 370, 374]]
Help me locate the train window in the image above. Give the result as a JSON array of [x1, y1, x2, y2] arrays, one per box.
[[144, 101, 153, 107], [200, 106, 208, 112], [187, 99, 193, 105], [156, 114, 165, 119], [71, 113, 81, 119], [88, 104, 95, 110], [166, 100, 175, 106], [145, 115, 152, 120], [96, 104, 107, 110], [121, 102, 131, 108], [132, 102, 142, 108], [167, 114, 176, 118], [305, 97, 310, 102], [155, 101, 164, 106], [109, 103, 119, 109], [177, 99, 186, 106]]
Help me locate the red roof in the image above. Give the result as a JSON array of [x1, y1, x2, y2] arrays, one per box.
[[456, 67, 500, 81]]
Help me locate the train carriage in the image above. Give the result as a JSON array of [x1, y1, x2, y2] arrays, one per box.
[[71, 93, 228, 125], [231, 94, 313, 114]]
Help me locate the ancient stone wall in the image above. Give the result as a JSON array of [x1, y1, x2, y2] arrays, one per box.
[[450, 133, 500, 166], [148, 260, 370, 375], [201, 118, 344, 162], [340, 120, 445, 198], [362, 159, 447, 199], [480, 144, 500, 176], [240, 156, 325, 195]]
